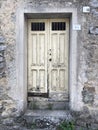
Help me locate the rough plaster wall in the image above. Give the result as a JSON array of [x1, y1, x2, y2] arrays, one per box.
[[79, 0, 98, 110], [0, 0, 24, 117], [0, 0, 98, 117]]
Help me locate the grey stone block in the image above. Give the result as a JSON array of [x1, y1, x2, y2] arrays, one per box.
[[0, 36, 5, 43], [90, 0, 98, 8], [0, 57, 3, 62], [0, 45, 6, 78], [0, 62, 5, 69], [82, 87, 95, 104], [89, 26, 98, 35], [0, 45, 6, 51], [92, 9, 98, 17]]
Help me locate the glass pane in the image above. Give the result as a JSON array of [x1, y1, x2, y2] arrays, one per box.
[[52, 22, 66, 31], [31, 22, 45, 31]]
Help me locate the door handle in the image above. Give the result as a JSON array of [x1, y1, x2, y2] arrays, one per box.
[[48, 49, 52, 62]]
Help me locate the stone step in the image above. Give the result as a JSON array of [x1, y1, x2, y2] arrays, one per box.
[[28, 99, 69, 110], [23, 110, 73, 129]]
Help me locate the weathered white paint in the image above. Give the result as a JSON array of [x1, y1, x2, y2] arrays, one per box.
[[49, 19, 69, 100], [28, 19, 69, 101], [28, 19, 48, 93], [16, 5, 82, 112]]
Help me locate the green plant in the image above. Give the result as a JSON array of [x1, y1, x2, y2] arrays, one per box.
[[59, 121, 75, 130], [31, 122, 36, 129], [29, 101, 39, 110], [47, 103, 53, 110]]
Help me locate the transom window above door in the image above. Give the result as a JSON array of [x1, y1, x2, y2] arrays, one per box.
[[52, 22, 66, 31], [31, 22, 66, 31], [31, 22, 45, 31]]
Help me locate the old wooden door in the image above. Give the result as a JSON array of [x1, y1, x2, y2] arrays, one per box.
[[28, 19, 69, 100]]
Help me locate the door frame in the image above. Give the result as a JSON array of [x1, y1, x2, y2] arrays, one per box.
[[16, 6, 81, 112]]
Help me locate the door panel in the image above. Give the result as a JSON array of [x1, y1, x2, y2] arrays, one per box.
[[49, 19, 69, 100], [59, 34, 65, 64], [28, 19, 69, 100], [28, 20, 48, 93], [39, 34, 45, 65], [51, 34, 58, 64]]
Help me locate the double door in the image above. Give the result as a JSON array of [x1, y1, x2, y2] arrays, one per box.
[[28, 19, 69, 100]]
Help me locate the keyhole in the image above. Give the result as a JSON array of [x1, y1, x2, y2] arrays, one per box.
[[49, 58, 52, 62], [37, 86, 39, 91]]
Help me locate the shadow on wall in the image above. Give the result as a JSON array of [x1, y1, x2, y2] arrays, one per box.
[[0, 36, 6, 78]]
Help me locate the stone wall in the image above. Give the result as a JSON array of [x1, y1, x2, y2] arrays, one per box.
[[0, 0, 98, 119]]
